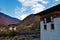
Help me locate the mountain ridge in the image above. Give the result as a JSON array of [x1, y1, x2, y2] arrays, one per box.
[[0, 12, 20, 25]]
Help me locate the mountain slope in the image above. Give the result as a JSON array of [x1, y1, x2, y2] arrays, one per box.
[[0, 12, 20, 25]]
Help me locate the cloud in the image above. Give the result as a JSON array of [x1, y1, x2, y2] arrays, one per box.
[[39, 0, 48, 4], [19, 14, 28, 20], [15, 6, 30, 20], [18, 0, 38, 6], [18, 0, 48, 6], [15, 0, 48, 20], [31, 4, 45, 14], [55, 0, 59, 1], [15, 14, 28, 20]]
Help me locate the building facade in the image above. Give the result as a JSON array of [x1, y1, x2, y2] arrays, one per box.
[[39, 4, 60, 40]]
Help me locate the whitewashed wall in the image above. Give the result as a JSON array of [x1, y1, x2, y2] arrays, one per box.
[[40, 18, 60, 40]]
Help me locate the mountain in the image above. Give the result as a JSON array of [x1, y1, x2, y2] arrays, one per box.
[[0, 12, 20, 25]]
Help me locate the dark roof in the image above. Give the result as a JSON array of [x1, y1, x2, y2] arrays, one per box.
[[35, 4, 60, 16]]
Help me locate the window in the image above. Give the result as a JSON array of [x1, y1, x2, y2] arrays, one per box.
[[51, 24, 54, 30], [43, 18, 47, 31], [46, 17, 51, 23], [51, 16, 54, 31], [51, 23, 54, 32], [51, 16, 54, 22], [43, 18, 46, 23], [44, 24, 47, 30]]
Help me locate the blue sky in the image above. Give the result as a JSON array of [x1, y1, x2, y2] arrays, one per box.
[[0, 0, 60, 20]]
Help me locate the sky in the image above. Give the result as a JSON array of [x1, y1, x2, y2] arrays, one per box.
[[0, 0, 60, 20]]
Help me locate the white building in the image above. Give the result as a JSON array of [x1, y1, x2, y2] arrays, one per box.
[[9, 27, 16, 31], [8, 24, 17, 31], [40, 4, 60, 40], [35, 4, 60, 40]]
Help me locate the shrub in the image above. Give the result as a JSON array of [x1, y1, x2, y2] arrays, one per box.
[[30, 26, 36, 30], [0, 31, 16, 37]]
